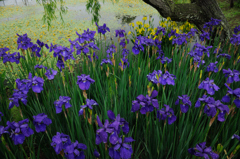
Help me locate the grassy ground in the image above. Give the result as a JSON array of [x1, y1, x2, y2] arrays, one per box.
[[217, 0, 240, 29]]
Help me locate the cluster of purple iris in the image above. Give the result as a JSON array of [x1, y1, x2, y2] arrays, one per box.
[[96, 110, 133, 159], [0, 113, 52, 145], [231, 25, 240, 45], [99, 25, 130, 70], [188, 43, 212, 67], [49, 29, 100, 71], [147, 70, 176, 85], [17, 34, 49, 57], [0, 48, 25, 64], [1, 18, 240, 159], [51, 132, 87, 159], [8, 73, 45, 109]]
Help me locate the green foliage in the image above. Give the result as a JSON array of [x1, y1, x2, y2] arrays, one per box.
[[0, 18, 240, 158], [236, 0, 240, 8]]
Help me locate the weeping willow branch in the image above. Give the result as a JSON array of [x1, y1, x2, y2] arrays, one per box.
[[86, 0, 101, 24], [36, 0, 68, 30]]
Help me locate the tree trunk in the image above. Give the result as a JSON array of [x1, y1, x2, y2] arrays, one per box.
[[142, 0, 232, 42], [230, 0, 234, 8]]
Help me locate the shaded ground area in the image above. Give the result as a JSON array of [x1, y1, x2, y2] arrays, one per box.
[[217, 0, 240, 30]]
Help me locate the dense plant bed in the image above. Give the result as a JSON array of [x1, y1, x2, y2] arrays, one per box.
[[0, 17, 240, 159]]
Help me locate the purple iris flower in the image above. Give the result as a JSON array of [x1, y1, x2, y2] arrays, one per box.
[[206, 61, 218, 73], [119, 38, 129, 48], [232, 134, 240, 141], [96, 23, 110, 35], [106, 44, 116, 58], [2, 52, 17, 64], [34, 64, 47, 70], [33, 113, 52, 132], [200, 31, 210, 41], [145, 90, 159, 109], [189, 43, 212, 57], [49, 43, 57, 52], [96, 116, 114, 145], [204, 100, 229, 122], [0, 47, 10, 58], [198, 77, 220, 95], [188, 142, 219, 159], [9, 79, 29, 109], [147, 70, 162, 84], [187, 28, 198, 37], [107, 110, 129, 134], [216, 53, 231, 59], [119, 58, 129, 69], [36, 39, 49, 49], [131, 94, 147, 113], [131, 90, 159, 114], [9, 91, 28, 109], [69, 39, 79, 48], [94, 149, 100, 158], [76, 31, 89, 44], [203, 18, 221, 31], [51, 132, 71, 154], [234, 25, 240, 34], [54, 96, 72, 114], [156, 26, 166, 36], [45, 68, 57, 80], [0, 126, 9, 140], [77, 74, 95, 90], [5, 119, 34, 145], [26, 73, 44, 93], [191, 56, 205, 68], [157, 104, 177, 125], [0, 112, 3, 122], [108, 136, 134, 159], [175, 95, 192, 113], [83, 28, 96, 41], [75, 43, 89, 55], [154, 38, 162, 49], [132, 40, 144, 55], [156, 48, 165, 60], [122, 49, 129, 58], [161, 57, 172, 64], [16, 33, 33, 50], [230, 34, 240, 45], [101, 59, 113, 66], [87, 42, 99, 51], [13, 52, 25, 64], [168, 29, 177, 38], [195, 95, 213, 108], [56, 55, 65, 71], [30, 44, 41, 57], [172, 34, 188, 45], [222, 68, 240, 83], [64, 140, 87, 159], [145, 38, 155, 46], [221, 83, 240, 108], [79, 99, 98, 116], [136, 35, 147, 45], [160, 71, 176, 86], [52, 45, 64, 57], [57, 46, 75, 61], [115, 29, 125, 38]]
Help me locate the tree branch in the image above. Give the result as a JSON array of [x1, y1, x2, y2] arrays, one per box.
[[142, 0, 232, 40]]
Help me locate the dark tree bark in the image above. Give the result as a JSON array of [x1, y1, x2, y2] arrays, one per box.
[[230, 0, 234, 8], [142, 0, 232, 41]]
